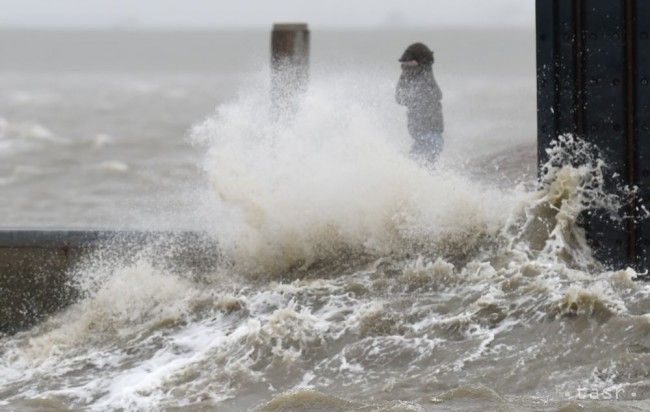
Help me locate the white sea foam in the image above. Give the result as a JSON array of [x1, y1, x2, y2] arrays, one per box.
[[191, 74, 527, 272], [0, 118, 68, 144], [0, 73, 648, 411], [93, 133, 115, 149], [96, 161, 130, 173]]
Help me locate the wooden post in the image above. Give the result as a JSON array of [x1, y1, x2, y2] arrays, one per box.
[[271, 23, 310, 117]]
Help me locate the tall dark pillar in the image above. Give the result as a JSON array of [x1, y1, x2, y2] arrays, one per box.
[[536, 0, 650, 268]]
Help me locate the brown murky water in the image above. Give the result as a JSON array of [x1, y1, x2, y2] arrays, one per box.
[[0, 29, 648, 412]]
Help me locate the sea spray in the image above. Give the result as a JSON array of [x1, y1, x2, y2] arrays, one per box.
[[0, 74, 648, 411], [503, 134, 626, 270], [191, 75, 523, 275]]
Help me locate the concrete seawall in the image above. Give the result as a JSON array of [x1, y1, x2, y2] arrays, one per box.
[[0, 230, 219, 334]]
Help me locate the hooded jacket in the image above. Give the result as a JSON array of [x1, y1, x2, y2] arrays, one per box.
[[395, 43, 444, 138]]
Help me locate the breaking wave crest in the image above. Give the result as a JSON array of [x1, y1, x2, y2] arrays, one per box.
[[191, 75, 527, 274], [1, 75, 649, 411]]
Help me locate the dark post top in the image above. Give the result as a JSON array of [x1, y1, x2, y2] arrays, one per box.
[[271, 22, 310, 64], [272, 23, 309, 31]]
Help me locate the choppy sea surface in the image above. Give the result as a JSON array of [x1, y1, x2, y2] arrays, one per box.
[[1, 29, 648, 411]]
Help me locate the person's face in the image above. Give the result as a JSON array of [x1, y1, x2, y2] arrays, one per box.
[[400, 60, 419, 70]]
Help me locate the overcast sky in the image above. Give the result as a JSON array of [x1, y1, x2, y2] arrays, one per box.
[[1, 0, 535, 29]]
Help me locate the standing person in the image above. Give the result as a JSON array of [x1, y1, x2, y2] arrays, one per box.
[[395, 43, 444, 165]]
